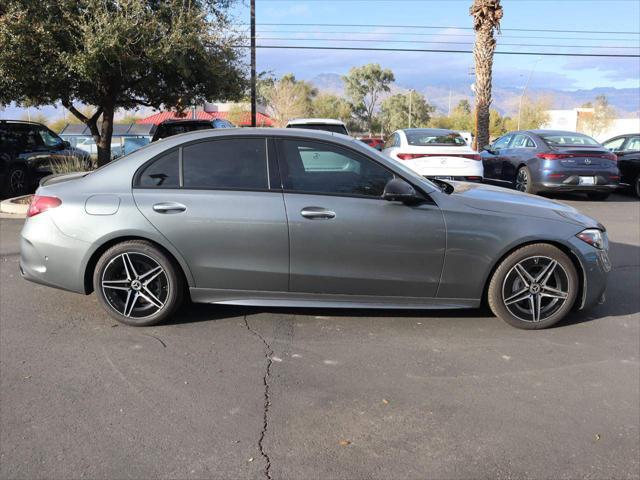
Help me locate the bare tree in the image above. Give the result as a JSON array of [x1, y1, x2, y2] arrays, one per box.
[[470, 0, 503, 150]]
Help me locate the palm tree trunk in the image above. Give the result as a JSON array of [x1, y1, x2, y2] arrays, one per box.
[[470, 0, 503, 151]]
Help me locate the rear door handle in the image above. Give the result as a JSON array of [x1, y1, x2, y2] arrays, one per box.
[[153, 202, 187, 213], [300, 207, 336, 220]]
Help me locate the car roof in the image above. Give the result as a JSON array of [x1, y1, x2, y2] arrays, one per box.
[[286, 118, 346, 126], [527, 129, 592, 136], [0, 119, 47, 127]]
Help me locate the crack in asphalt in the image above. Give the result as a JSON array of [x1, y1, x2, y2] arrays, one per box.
[[243, 315, 273, 480]]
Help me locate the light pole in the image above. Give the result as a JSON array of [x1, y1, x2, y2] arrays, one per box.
[[517, 57, 541, 130], [408, 89, 413, 128], [250, 0, 257, 127]]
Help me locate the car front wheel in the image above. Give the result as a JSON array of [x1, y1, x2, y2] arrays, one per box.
[[488, 243, 578, 329], [93, 240, 183, 326]]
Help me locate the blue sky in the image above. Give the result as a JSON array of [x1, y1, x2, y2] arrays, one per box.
[[230, 0, 640, 91]]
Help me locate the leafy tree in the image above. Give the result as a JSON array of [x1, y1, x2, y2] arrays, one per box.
[[0, 0, 245, 166], [260, 74, 317, 127], [489, 109, 509, 138], [581, 94, 617, 137], [506, 96, 551, 131], [470, 0, 503, 150], [343, 64, 395, 134], [19, 112, 49, 127], [311, 94, 353, 123], [379, 92, 434, 134]]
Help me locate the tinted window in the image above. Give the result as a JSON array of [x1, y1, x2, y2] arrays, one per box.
[[138, 149, 179, 188], [39, 128, 63, 147], [279, 139, 393, 197], [183, 138, 267, 190], [625, 136, 640, 151], [539, 133, 599, 146], [406, 130, 466, 146]]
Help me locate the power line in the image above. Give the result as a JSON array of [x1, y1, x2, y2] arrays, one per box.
[[241, 22, 640, 35], [233, 44, 640, 57], [253, 28, 640, 42], [255, 36, 639, 49]]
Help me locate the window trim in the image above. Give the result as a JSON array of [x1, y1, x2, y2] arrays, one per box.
[[133, 135, 275, 193]]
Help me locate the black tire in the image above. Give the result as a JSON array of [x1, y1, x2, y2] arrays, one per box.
[[515, 166, 536, 194], [586, 192, 610, 201], [634, 173, 640, 199], [93, 240, 183, 326], [5, 164, 30, 196], [488, 243, 578, 329]]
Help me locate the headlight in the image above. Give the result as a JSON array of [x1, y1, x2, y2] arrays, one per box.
[[576, 229, 606, 249]]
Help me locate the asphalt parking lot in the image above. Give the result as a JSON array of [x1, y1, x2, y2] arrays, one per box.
[[1, 193, 638, 480]]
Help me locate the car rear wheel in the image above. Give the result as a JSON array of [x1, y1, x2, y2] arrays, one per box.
[[6, 164, 30, 196], [634, 173, 640, 199], [93, 240, 183, 326], [515, 166, 536, 194], [586, 192, 610, 201], [488, 243, 578, 329]]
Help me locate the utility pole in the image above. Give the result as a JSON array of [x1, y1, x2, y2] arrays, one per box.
[[250, 0, 257, 127], [517, 57, 541, 130], [408, 89, 413, 128]]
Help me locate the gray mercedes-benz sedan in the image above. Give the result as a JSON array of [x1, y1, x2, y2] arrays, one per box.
[[20, 129, 611, 329]]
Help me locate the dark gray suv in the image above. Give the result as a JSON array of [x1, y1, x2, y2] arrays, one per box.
[[0, 120, 90, 197], [481, 130, 620, 200]]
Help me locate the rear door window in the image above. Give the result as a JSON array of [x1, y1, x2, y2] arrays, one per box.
[[138, 149, 180, 188], [182, 138, 268, 190]]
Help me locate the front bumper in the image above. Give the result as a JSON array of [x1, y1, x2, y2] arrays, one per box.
[[20, 213, 91, 294]]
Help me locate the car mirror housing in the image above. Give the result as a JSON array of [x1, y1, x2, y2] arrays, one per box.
[[382, 178, 423, 204], [483, 145, 494, 153]]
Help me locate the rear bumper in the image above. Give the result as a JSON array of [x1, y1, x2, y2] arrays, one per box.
[[539, 183, 618, 193], [20, 214, 90, 294]]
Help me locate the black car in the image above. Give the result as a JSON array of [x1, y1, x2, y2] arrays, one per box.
[[0, 120, 90, 197], [151, 118, 234, 142], [481, 130, 620, 200], [603, 133, 640, 198]]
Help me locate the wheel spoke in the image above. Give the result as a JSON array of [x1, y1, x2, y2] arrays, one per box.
[[140, 287, 164, 309], [529, 294, 542, 322], [504, 288, 530, 305], [124, 291, 139, 317], [514, 263, 533, 286], [121, 253, 138, 280], [536, 259, 558, 285], [103, 284, 130, 291], [140, 265, 163, 284], [541, 285, 568, 299]]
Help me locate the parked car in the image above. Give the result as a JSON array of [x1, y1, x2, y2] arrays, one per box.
[[358, 137, 384, 151], [382, 128, 483, 182], [481, 130, 620, 200], [457, 131, 474, 146], [151, 118, 234, 142], [75, 137, 126, 159], [603, 133, 640, 198], [286, 118, 349, 135], [21, 128, 609, 330], [0, 120, 90, 197]]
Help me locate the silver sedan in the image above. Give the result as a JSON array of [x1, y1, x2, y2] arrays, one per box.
[[20, 129, 611, 329]]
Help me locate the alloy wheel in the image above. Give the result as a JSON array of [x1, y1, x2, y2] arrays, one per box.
[[9, 168, 26, 194], [501, 255, 570, 323], [515, 168, 528, 192], [101, 252, 169, 319]]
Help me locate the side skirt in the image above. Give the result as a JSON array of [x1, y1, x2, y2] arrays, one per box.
[[189, 288, 480, 310]]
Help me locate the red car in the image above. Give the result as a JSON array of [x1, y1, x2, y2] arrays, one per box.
[[359, 137, 384, 151]]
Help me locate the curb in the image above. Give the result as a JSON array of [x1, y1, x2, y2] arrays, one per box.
[[0, 195, 30, 218]]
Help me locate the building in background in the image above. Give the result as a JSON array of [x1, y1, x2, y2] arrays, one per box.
[[544, 108, 640, 142], [139, 102, 274, 127]]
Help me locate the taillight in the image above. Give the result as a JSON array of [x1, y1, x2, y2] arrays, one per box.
[[537, 152, 618, 161], [460, 154, 481, 161], [26, 195, 62, 217], [396, 153, 424, 160]]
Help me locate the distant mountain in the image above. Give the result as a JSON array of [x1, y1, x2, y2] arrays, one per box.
[[308, 73, 640, 117]]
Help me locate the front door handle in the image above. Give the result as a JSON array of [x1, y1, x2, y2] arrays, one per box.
[[153, 202, 187, 213], [300, 207, 336, 220]]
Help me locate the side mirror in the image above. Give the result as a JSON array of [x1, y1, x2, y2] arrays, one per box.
[[483, 144, 494, 153], [382, 178, 422, 204], [63, 140, 71, 148]]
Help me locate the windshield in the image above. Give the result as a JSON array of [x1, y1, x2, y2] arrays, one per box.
[[406, 131, 466, 146], [287, 124, 348, 135], [539, 133, 600, 146]]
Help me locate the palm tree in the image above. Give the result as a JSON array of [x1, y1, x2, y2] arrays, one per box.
[[470, 0, 503, 151]]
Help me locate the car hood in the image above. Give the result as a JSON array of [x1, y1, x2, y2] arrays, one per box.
[[447, 181, 602, 229]]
